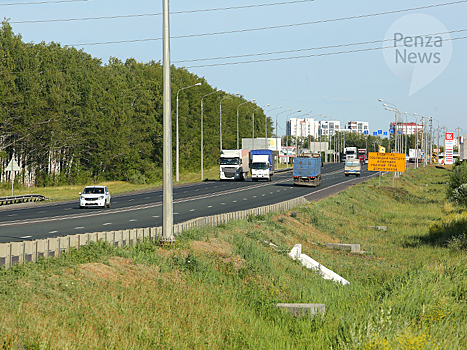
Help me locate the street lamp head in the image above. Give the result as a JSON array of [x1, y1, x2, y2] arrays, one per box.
[[195, 82, 202, 86], [378, 99, 383, 102], [251, 99, 256, 102]]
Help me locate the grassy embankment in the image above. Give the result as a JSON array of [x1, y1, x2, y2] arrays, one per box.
[[1, 166, 467, 349]]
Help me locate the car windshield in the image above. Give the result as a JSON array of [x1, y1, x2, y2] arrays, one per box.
[[220, 158, 239, 165], [83, 187, 104, 194], [252, 163, 268, 170]]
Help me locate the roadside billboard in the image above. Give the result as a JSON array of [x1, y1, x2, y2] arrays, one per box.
[[368, 152, 406, 172], [445, 132, 454, 165]]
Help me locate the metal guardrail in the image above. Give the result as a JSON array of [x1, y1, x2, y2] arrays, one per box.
[[0, 194, 48, 206]]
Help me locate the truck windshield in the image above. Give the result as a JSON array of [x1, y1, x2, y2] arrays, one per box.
[[345, 160, 360, 167], [220, 158, 239, 165], [252, 163, 268, 170]]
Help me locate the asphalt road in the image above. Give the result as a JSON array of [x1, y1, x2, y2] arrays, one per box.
[[0, 163, 378, 243]]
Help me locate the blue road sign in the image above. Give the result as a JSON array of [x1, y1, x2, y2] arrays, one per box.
[[364, 130, 369, 135], [378, 130, 382, 135], [384, 132, 388, 136], [373, 132, 377, 136]]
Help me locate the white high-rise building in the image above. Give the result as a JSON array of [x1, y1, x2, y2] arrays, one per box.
[[317, 120, 341, 137], [287, 118, 317, 138], [346, 121, 369, 133]]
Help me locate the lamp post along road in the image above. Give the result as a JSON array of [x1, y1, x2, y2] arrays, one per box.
[[265, 105, 282, 149], [162, 0, 173, 242], [176, 82, 201, 182], [236, 99, 255, 150], [275, 108, 290, 169], [252, 104, 269, 150], [201, 90, 222, 181]]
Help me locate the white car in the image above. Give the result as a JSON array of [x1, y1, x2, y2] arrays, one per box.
[[79, 186, 111, 209]]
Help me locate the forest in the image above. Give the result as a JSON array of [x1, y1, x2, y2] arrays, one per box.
[[0, 21, 272, 187]]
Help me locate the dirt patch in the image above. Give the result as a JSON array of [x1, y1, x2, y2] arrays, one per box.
[[79, 262, 119, 281], [275, 213, 339, 245], [191, 238, 232, 257]]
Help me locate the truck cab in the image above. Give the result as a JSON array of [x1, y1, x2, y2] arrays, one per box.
[[344, 159, 361, 177]]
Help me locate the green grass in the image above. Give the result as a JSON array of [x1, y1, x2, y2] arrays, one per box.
[[1, 165, 467, 349]]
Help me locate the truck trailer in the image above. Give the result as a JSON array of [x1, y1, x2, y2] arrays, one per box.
[[293, 152, 322, 187], [250, 149, 275, 181], [219, 149, 249, 180]]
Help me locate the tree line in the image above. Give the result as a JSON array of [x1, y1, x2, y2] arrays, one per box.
[[0, 22, 272, 187]]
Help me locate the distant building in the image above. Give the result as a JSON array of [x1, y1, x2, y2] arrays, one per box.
[[389, 122, 424, 135], [317, 120, 341, 137], [346, 121, 369, 134], [287, 118, 317, 138]]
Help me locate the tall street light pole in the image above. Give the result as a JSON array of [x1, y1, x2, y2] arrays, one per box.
[[201, 89, 222, 181], [219, 95, 233, 152], [176, 82, 201, 182], [162, 0, 173, 242], [265, 105, 282, 149], [252, 104, 269, 150], [236, 99, 255, 149], [286, 110, 301, 167], [276, 108, 291, 169]]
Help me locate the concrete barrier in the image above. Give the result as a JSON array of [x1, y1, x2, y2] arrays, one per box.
[[289, 244, 350, 285], [276, 303, 325, 317], [325, 243, 361, 252], [1, 196, 308, 269]]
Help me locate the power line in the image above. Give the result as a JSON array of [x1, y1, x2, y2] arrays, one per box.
[[182, 35, 467, 68], [10, 0, 315, 24], [0, 0, 88, 6], [66, 0, 467, 47], [174, 28, 467, 64]]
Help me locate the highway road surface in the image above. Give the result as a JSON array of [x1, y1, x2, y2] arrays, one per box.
[[0, 163, 378, 243]]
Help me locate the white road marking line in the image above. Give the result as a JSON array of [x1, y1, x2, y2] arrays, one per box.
[[20, 235, 32, 239], [208, 205, 212, 208], [74, 227, 84, 229], [190, 209, 195, 212], [232, 200, 237, 203], [129, 219, 137, 222], [243, 198, 247, 201], [129, 199, 134, 201], [262, 194, 266, 196], [152, 215, 160, 218], [103, 223, 112, 226], [64, 208, 72, 211], [221, 203, 225, 205], [145, 197, 150, 199], [38, 211, 46, 214], [174, 212, 179, 215], [7, 214, 17, 217], [253, 195, 257, 198], [195, 189, 199, 191], [49, 231, 58, 234]]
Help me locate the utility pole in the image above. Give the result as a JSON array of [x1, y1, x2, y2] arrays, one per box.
[[161, 0, 173, 243]]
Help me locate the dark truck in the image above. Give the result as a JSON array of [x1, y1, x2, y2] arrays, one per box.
[[293, 152, 322, 187]]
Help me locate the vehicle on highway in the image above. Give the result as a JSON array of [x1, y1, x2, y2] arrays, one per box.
[[344, 147, 358, 160], [219, 149, 249, 181], [293, 152, 322, 187], [250, 149, 275, 182], [344, 159, 361, 177], [79, 185, 111, 209]]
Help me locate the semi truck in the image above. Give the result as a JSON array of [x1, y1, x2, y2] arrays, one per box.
[[250, 149, 275, 182], [219, 149, 249, 180], [344, 147, 358, 160], [358, 149, 367, 164], [293, 152, 322, 187]]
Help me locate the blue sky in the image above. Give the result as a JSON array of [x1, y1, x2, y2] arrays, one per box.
[[4, 0, 466, 137]]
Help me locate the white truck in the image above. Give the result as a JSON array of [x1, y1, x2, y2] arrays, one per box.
[[344, 147, 358, 160], [219, 149, 249, 181], [250, 150, 275, 182]]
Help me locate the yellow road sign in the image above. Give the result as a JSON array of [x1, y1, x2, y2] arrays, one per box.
[[368, 152, 406, 172]]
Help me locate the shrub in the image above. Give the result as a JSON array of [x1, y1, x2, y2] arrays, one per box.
[[447, 162, 467, 206]]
